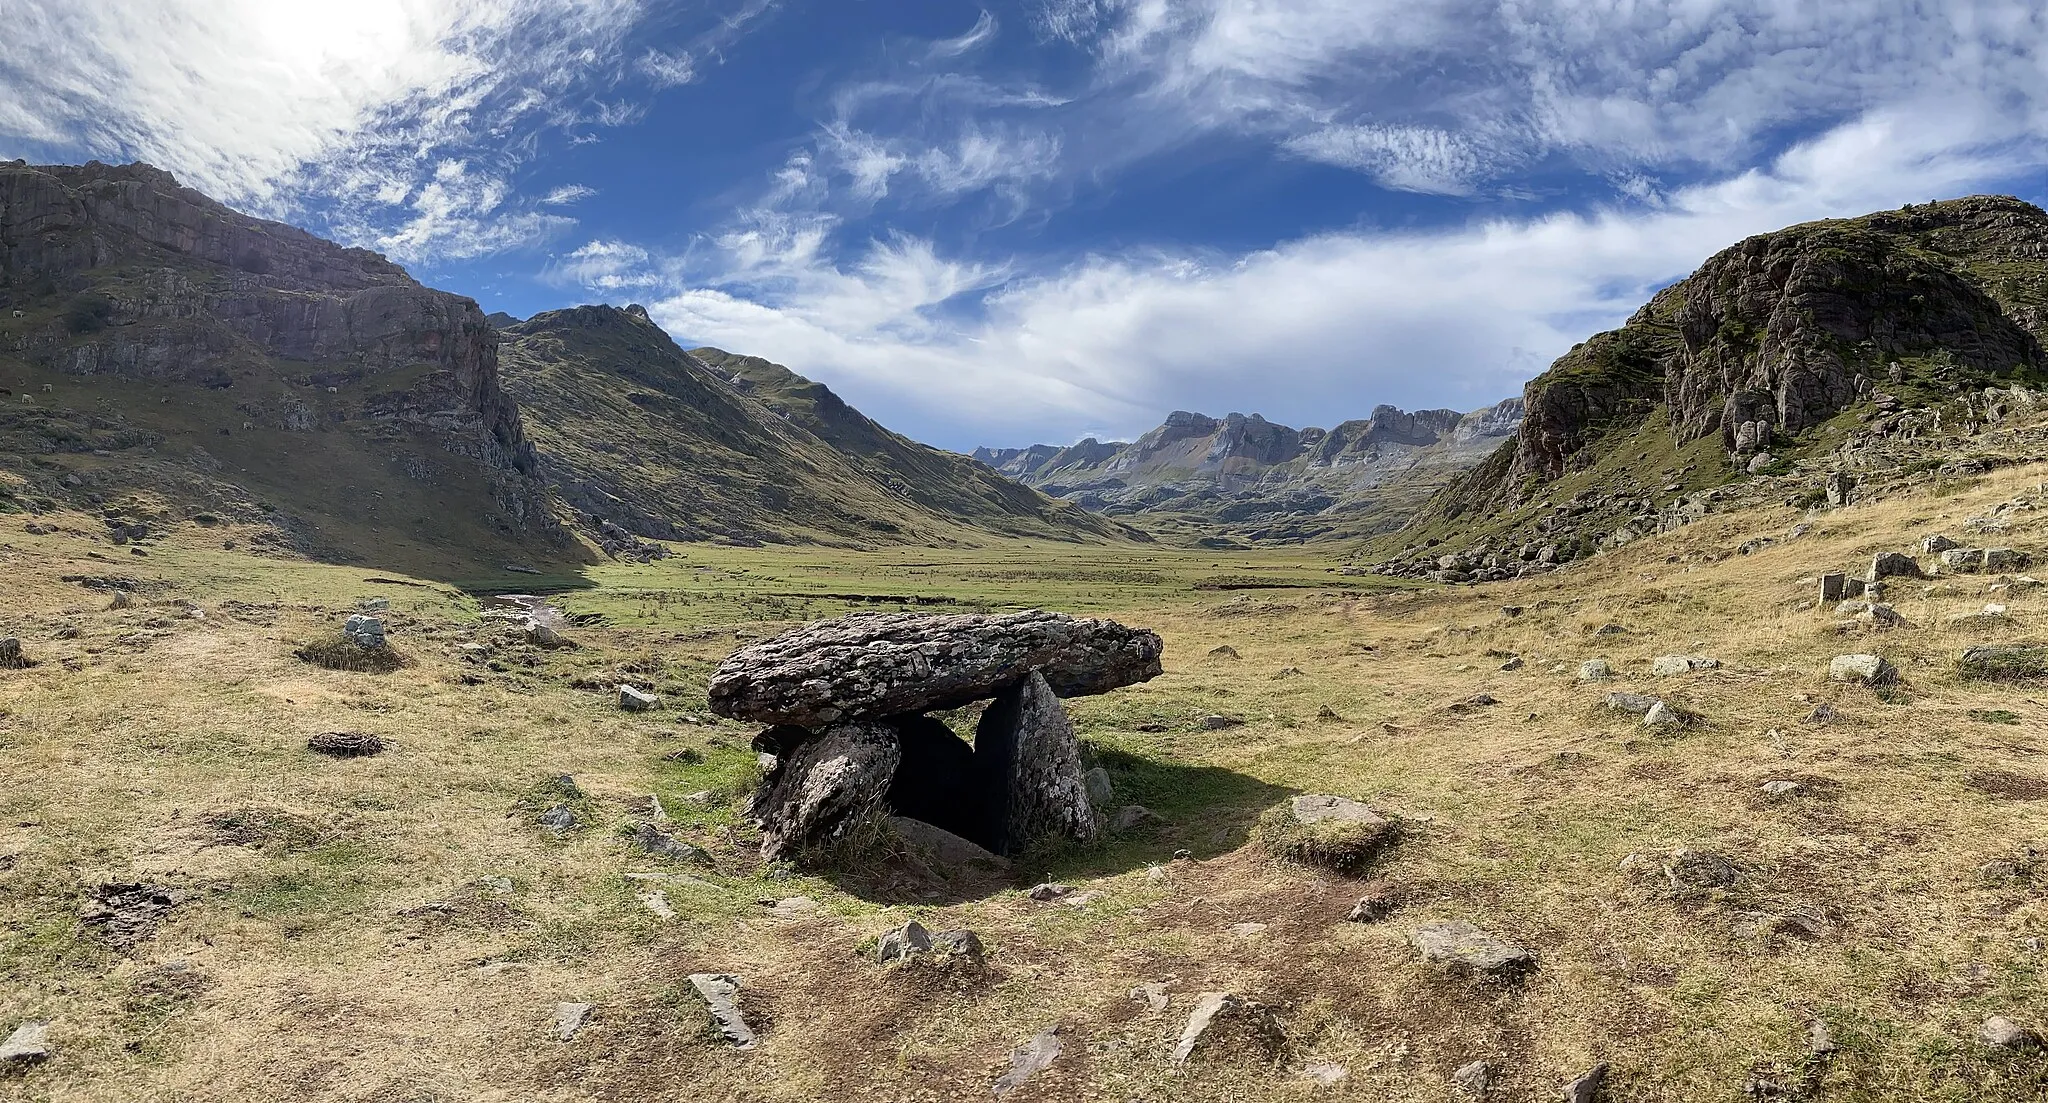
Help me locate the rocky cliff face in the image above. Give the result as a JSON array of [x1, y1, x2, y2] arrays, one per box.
[[976, 399, 1522, 543], [0, 160, 564, 572], [1378, 195, 2048, 582]]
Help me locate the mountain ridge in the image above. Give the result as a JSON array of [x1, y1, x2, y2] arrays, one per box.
[[974, 399, 1523, 543]]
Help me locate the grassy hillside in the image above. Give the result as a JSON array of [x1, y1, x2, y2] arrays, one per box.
[[4, 456, 2047, 1099], [691, 347, 1135, 543], [494, 309, 1127, 548]]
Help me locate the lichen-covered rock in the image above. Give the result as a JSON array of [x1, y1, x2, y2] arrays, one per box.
[[1829, 654, 1898, 685], [971, 670, 1097, 855], [749, 722, 902, 860], [1255, 794, 1396, 874], [1409, 921, 1537, 981], [707, 611, 1163, 726]]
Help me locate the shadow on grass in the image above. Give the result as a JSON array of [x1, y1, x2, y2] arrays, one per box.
[[811, 743, 1297, 906]]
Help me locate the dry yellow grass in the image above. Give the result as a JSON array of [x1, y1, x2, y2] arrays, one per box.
[[3, 466, 2047, 1101]]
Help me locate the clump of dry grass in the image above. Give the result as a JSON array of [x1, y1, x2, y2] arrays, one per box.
[[293, 631, 407, 673]]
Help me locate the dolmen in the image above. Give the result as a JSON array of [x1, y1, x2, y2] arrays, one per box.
[[708, 610, 1164, 861]]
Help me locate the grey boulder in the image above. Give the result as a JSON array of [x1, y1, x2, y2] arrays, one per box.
[[749, 722, 902, 860]]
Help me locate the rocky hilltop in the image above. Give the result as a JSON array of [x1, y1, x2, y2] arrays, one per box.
[[495, 306, 1131, 548], [1373, 195, 2048, 581], [975, 400, 1522, 543], [0, 159, 566, 576]]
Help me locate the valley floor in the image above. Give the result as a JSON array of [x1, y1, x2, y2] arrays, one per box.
[[4, 469, 2048, 1101]]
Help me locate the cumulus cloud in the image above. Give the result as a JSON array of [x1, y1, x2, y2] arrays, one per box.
[[623, 107, 2046, 449]]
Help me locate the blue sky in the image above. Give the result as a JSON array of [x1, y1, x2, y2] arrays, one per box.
[[5, 1, 2048, 451]]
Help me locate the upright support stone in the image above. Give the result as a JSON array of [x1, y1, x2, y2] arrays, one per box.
[[749, 722, 902, 860], [973, 670, 1097, 856]]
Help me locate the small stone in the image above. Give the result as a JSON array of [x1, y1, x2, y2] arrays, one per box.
[[632, 823, 710, 864], [767, 895, 818, 919], [1170, 992, 1283, 1064], [109, 591, 133, 610], [1577, 659, 1613, 681], [1759, 780, 1804, 797], [342, 614, 386, 648], [0, 1021, 50, 1064], [1651, 655, 1719, 676], [1981, 1015, 2040, 1049], [359, 597, 391, 612], [1563, 1062, 1610, 1103], [1208, 645, 1240, 659], [1604, 692, 1657, 715], [688, 973, 756, 1049], [992, 1028, 1062, 1096], [526, 621, 564, 648], [1452, 1059, 1496, 1094], [1199, 714, 1244, 730], [1061, 891, 1102, 907], [1082, 766, 1114, 805], [1923, 535, 1959, 554], [878, 920, 933, 963], [1642, 702, 1685, 729], [1806, 703, 1838, 724], [1808, 1020, 1837, 1055], [1229, 922, 1268, 939], [1346, 885, 1398, 923], [617, 684, 659, 711], [1028, 883, 1072, 901], [1409, 921, 1537, 981], [1500, 656, 1524, 671], [1829, 654, 1897, 685], [932, 929, 985, 963], [1111, 804, 1162, 832], [1130, 982, 1169, 1011], [1301, 1061, 1348, 1086], [554, 1001, 593, 1041], [537, 805, 579, 835]]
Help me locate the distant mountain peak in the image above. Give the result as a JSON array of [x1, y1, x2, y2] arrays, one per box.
[[974, 399, 1522, 541]]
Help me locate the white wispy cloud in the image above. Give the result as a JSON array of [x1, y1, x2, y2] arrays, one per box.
[[0, 0, 780, 264], [613, 107, 2046, 448], [1283, 124, 1487, 195], [540, 183, 599, 205]]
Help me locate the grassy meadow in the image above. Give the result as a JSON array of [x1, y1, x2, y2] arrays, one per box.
[[2, 466, 2048, 1101]]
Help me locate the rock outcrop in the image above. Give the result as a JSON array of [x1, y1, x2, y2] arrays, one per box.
[[1392, 196, 2048, 579], [716, 611, 1161, 861]]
